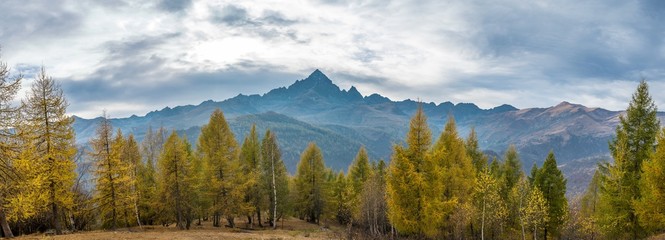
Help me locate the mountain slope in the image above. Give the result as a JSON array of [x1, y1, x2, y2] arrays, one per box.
[[72, 70, 649, 195]]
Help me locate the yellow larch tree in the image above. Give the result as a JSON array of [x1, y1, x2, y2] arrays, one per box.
[[19, 67, 77, 235]]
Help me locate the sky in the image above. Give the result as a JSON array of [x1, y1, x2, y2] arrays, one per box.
[[1, 0, 664, 118]]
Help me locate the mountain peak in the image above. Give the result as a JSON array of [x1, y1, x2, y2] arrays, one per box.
[[554, 101, 584, 109], [305, 69, 332, 83]]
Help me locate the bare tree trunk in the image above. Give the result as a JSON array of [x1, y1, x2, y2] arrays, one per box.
[[519, 194, 525, 240], [481, 197, 485, 240], [271, 152, 277, 229], [134, 200, 142, 230], [174, 153, 183, 230], [50, 181, 62, 235], [0, 208, 13, 238], [257, 208, 263, 227], [226, 216, 235, 228]]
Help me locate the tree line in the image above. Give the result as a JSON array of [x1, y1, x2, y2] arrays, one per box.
[[1, 54, 664, 239]]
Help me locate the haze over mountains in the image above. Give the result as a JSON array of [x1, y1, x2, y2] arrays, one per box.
[[73, 70, 653, 194]]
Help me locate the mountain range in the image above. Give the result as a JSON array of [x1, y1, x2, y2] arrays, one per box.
[[72, 70, 654, 195]]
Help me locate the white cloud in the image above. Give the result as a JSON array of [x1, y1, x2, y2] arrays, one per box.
[[0, 0, 663, 118]]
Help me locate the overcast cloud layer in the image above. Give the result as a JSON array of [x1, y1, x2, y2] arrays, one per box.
[[1, 0, 664, 118]]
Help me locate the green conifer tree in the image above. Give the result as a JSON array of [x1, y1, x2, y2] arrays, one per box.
[[635, 128, 665, 232], [293, 143, 328, 224], [598, 80, 658, 239], [466, 128, 488, 173], [534, 151, 567, 239]]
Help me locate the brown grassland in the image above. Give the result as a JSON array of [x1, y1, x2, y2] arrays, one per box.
[[9, 218, 348, 240]]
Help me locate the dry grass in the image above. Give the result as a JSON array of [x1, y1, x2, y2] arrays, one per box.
[[11, 217, 346, 240]]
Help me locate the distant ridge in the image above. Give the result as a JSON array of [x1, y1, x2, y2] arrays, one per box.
[[73, 70, 663, 195]]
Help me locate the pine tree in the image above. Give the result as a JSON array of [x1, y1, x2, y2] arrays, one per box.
[[598, 80, 658, 239], [293, 143, 328, 224], [0, 52, 21, 238], [386, 106, 453, 238], [431, 116, 475, 237], [635, 128, 665, 232], [111, 130, 136, 228], [260, 130, 289, 228], [331, 171, 353, 225], [20, 68, 77, 235], [500, 145, 523, 232], [197, 109, 248, 228], [533, 151, 567, 239], [239, 124, 261, 227], [501, 145, 522, 198], [89, 115, 123, 229], [156, 131, 194, 230], [466, 128, 488, 173], [348, 146, 372, 221], [489, 157, 501, 178]]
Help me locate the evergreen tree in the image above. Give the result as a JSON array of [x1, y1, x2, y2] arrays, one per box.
[[260, 130, 289, 228], [293, 143, 328, 224], [20, 68, 77, 235], [599, 80, 658, 239], [489, 157, 501, 178], [111, 130, 135, 228], [533, 151, 567, 239], [635, 128, 665, 232], [528, 163, 539, 185], [500, 145, 523, 231], [156, 131, 194, 230], [501, 145, 522, 198], [197, 109, 249, 228], [348, 146, 372, 220], [331, 171, 353, 225], [386, 106, 453, 238], [89, 116, 124, 229], [431, 116, 475, 237], [466, 128, 488, 173], [239, 125, 261, 227]]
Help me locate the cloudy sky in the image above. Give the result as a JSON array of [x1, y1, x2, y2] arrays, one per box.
[[1, 0, 664, 118]]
